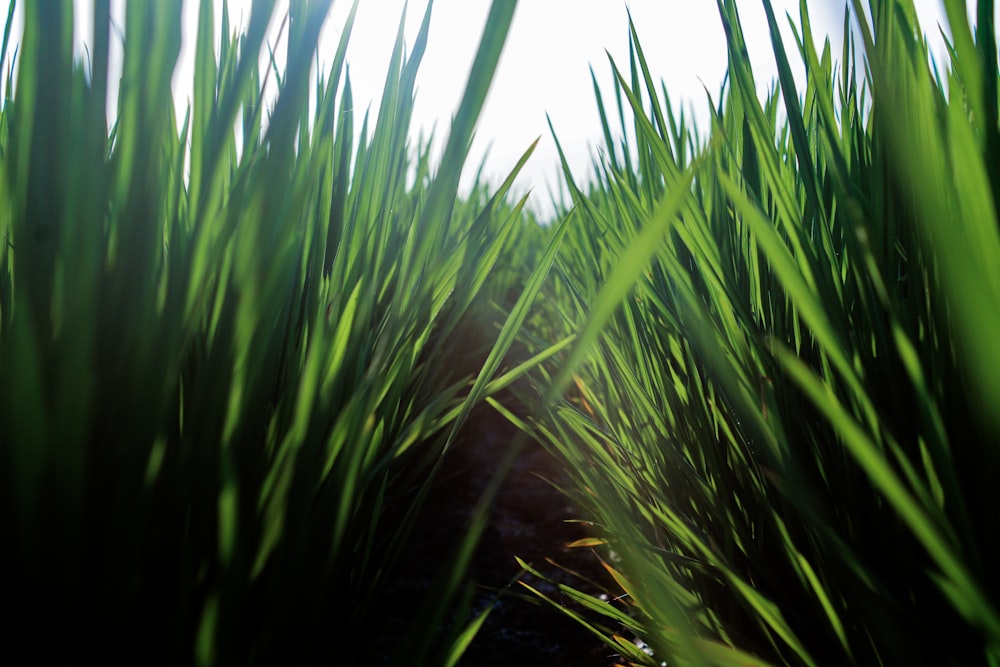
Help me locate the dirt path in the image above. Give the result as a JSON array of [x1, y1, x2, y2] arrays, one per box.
[[382, 401, 619, 666]]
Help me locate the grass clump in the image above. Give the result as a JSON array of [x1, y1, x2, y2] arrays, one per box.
[[517, 0, 1000, 664], [0, 0, 553, 663]]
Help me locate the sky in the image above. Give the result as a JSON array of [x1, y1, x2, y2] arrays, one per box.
[[2, 1, 955, 213], [245, 0, 850, 208]]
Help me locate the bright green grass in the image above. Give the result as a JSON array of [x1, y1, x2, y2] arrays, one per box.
[[5, 0, 1000, 665], [515, 0, 1000, 665], [0, 1, 570, 663]]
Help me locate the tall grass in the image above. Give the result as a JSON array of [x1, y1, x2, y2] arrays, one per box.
[[7, 0, 1000, 663], [0, 0, 563, 663], [517, 0, 1000, 664]]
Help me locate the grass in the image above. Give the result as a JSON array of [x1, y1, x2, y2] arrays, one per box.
[[3, 0, 1000, 665], [513, 0, 1000, 665], [0, 0, 558, 663]]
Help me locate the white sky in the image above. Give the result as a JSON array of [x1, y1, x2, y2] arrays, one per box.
[[2, 1, 954, 213], [280, 0, 854, 208]]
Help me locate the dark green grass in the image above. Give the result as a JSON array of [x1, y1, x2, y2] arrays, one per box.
[[515, 1, 1000, 665], [0, 1, 569, 664], [5, 0, 1000, 665]]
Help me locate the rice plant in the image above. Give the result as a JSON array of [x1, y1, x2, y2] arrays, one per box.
[[0, 0, 565, 663], [517, 1, 1000, 665]]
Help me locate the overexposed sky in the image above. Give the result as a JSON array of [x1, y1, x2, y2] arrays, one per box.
[[2, 1, 954, 212], [302, 0, 849, 206]]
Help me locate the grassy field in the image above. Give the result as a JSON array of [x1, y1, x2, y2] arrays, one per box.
[[2, 0, 1000, 665], [0, 1, 552, 663], [513, 1, 1000, 665]]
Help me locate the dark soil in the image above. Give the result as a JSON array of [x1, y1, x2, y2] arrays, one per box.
[[379, 400, 624, 666]]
